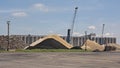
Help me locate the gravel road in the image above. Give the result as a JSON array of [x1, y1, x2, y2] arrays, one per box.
[[0, 52, 120, 68]]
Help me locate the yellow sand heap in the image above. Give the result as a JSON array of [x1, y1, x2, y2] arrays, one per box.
[[106, 43, 120, 50], [81, 39, 104, 51], [24, 35, 73, 49]]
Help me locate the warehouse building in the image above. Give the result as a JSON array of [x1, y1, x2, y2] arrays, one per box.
[[10, 33, 116, 46]]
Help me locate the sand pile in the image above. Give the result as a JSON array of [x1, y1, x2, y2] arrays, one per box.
[[104, 43, 120, 51], [108, 44, 120, 50], [81, 39, 104, 51], [0, 36, 28, 50], [25, 35, 73, 49]]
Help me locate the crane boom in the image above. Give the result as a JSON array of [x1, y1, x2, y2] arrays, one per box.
[[69, 7, 78, 45], [66, 7, 78, 44], [71, 7, 78, 37]]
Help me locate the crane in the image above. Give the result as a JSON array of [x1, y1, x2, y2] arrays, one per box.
[[66, 7, 78, 45], [71, 7, 78, 37]]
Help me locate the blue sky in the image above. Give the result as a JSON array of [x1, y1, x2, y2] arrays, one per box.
[[0, 0, 120, 43]]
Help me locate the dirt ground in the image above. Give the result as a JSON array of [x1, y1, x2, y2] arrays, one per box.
[[0, 52, 120, 68]]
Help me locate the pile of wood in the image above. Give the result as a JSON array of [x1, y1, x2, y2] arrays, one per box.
[[0, 35, 28, 50]]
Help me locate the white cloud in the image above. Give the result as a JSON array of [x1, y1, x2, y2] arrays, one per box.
[[88, 26, 96, 30], [73, 32, 83, 36], [105, 33, 110, 36], [57, 34, 63, 36], [104, 33, 115, 37], [32, 3, 49, 12], [49, 30, 54, 33], [32, 3, 66, 12], [12, 12, 27, 17]]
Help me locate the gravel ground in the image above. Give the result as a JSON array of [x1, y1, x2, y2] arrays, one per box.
[[0, 52, 120, 68]]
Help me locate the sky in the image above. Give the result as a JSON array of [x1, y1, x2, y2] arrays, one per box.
[[0, 0, 120, 44]]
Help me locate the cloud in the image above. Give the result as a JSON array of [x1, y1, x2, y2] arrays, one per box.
[[0, 9, 24, 13], [49, 30, 54, 33], [105, 33, 110, 36], [57, 34, 63, 36], [104, 33, 115, 37], [32, 3, 49, 12], [73, 32, 83, 36], [88, 26, 96, 30], [47, 30, 63, 36], [31, 3, 68, 12], [105, 33, 113, 37], [12, 12, 27, 17]]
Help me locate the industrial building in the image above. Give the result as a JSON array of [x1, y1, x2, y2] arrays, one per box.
[[10, 33, 116, 47]]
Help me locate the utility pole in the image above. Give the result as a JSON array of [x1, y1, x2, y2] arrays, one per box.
[[102, 24, 105, 38], [85, 31, 87, 51], [7, 21, 10, 51], [102, 24, 105, 44]]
